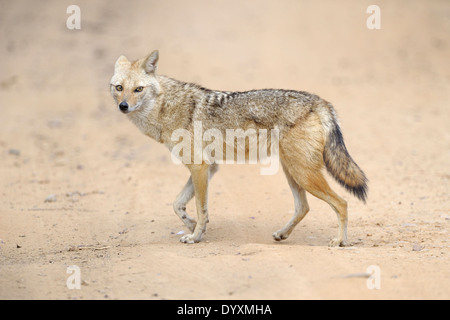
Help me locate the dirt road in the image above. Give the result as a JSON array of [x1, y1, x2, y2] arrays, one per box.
[[0, 0, 448, 299]]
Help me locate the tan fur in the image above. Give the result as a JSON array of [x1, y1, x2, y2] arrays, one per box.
[[110, 51, 368, 246]]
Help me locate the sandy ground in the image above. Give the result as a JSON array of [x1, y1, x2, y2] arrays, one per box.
[[0, 0, 449, 300]]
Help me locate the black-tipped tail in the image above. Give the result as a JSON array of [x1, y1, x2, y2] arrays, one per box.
[[323, 120, 368, 203]]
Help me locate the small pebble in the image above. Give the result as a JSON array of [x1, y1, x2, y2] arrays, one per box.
[[8, 149, 20, 156], [44, 194, 57, 203]]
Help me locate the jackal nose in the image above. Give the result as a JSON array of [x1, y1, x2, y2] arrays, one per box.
[[119, 101, 129, 113]]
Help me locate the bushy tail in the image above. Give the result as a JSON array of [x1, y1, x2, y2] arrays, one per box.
[[322, 114, 368, 203]]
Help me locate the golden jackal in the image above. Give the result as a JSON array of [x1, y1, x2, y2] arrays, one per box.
[[110, 50, 368, 246]]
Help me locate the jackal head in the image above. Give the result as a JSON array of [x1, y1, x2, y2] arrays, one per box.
[[110, 50, 161, 114]]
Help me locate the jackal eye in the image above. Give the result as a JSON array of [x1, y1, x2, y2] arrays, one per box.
[[134, 86, 144, 93], [115, 85, 123, 91]]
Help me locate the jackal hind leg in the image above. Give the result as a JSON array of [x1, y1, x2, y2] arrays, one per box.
[[279, 139, 348, 247], [273, 162, 310, 241], [296, 171, 348, 247], [304, 174, 348, 247]]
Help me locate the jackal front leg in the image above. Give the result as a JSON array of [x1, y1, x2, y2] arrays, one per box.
[[173, 176, 196, 232], [173, 164, 218, 233], [179, 164, 210, 244]]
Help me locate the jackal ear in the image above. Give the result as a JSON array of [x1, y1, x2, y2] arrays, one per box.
[[143, 50, 159, 74], [115, 55, 131, 72]]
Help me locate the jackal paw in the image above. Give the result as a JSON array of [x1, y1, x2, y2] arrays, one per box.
[[179, 233, 201, 244], [329, 238, 346, 247], [272, 230, 289, 241]]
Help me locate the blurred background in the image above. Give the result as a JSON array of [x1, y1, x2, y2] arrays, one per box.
[[0, 0, 449, 299]]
